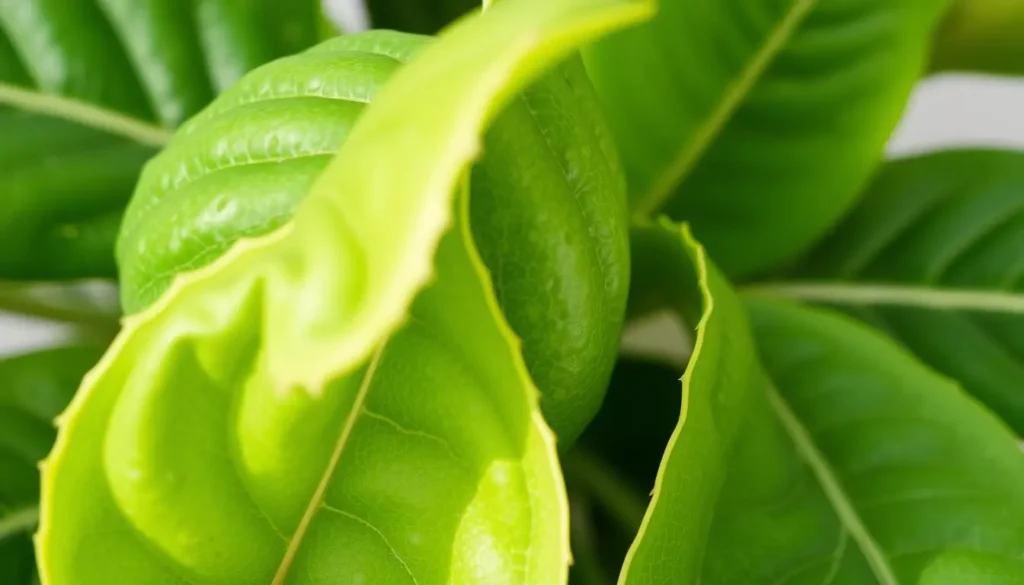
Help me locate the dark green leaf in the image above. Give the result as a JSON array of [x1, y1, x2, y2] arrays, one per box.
[[0, 0, 323, 280], [610, 220, 1024, 583], [0, 347, 102, 584], [757, 149, 1024, 434], [583, 0, 948, 276], [116, 30, 632, 445], [38, 1, 653, 582], [365, 0, 480, 34]]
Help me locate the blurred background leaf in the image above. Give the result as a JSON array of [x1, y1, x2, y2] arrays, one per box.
[[0, 346, 103, 584], [0, 0, 324, 282], [758, 149, 1024, 435]]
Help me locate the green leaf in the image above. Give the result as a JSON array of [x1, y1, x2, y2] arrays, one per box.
[[565, 358, 681, 585], [611, 220, 1024, 583], [752, 149, 1024, 434], [582, 0, 949, 276], [117, 25, 632, 446], [365, 0, 480, 34], [0, 347, 102, 584], [0, 0, 323, 280], [615, 219, 764, 582], [736, 298, 1024, 584], [38, 0, 652, 583], [931, 0, 1024, 75]]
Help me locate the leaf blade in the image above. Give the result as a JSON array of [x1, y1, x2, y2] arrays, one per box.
[[778, 149, 1024, 434], [0, 347, 101, 585], [37, 1, 652, 583], [0, 0, 323, 281], [583, 0, 949, 276], [607, 221, 1024, 584]]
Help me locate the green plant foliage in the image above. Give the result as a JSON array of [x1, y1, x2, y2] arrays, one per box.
[[365, 0, 480, 34], [37, 0, 652, 582], [115, 30, 630, 445], [0, 0, 323, 280], [760, 149, 1024, 435], [3, 0, 1024, 582], [573, 222, 1024, 582], [740, 298, 1024, 584], [582, 0, 949, 276], [0, 347, 103, 584], [931, 0, 1024, 75]]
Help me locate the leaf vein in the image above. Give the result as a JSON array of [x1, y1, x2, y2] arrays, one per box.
[[271, 342, 387, 583], [640, 0, 820, 211], [767, 382, 899, 585]]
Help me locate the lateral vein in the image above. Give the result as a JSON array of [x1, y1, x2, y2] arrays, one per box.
[[766, 382, 898, 585], [640, 0, 819, 212], [744, 282, 1024, 314], [271, 343, 387, 583], [0, 82, 171, 147]]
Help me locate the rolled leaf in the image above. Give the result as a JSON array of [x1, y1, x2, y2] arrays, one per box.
[[759, 149, 1024, 434], [0, 0, 322, 279], [117, 25, 631, 445], [582, 0, 948, 276], [37, 0, 652, 583], [0, 347, 102, 584]]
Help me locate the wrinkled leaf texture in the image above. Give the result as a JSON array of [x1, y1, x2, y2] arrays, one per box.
[[0, 0, 322, 279], [583, 0, 949, 277], [38, 1, 652, 584], [771, 149, 1024, 435], [616, 220, 1024, 583], [0, 347, 102, 584], [115, 27, 631, 446]]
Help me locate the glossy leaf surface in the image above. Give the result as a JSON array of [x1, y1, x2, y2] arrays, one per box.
[[38, 0, 652, 583], [615, 221, 1024, 583], [765, 149, 1024, 434], [0, 347, 102, 584], [583, 0, 948, 276], [117, 30, 631, 445], [0, 0, 322, 279]]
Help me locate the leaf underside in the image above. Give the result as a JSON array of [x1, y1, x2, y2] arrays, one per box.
[[37, 1, 652, 584]]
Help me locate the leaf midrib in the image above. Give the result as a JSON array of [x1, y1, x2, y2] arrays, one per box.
[[744, 282, 1024, 314], [0, 82, 171, 147], [766, 382, 899, 585], [271, 343, 387, 583], [639, 0, 819, 213]]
